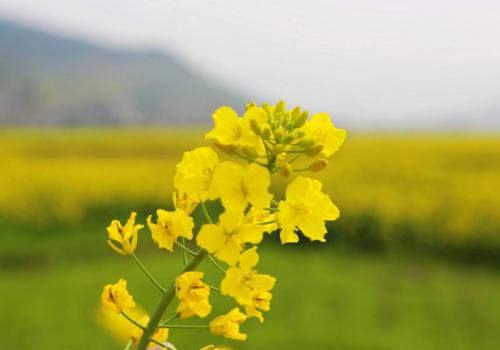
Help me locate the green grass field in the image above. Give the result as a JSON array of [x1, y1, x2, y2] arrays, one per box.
[[2, 239, 500, 350]]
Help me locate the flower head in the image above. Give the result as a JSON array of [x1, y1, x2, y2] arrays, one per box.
[[106, 212, 144, 255], [175, 271, 212, 319], [197, 211, 268, 265], [304, 113, 346, 158], [212, 161, 272, 213], [221, 247, 276, 322], [147, 209, 194, 252], [173, 190, 199, 215], [277, 176, 339, 243], [174, 147, 219, 201], [205, 106, 267, 152], [209, 308, 247, 341], [101, 278, 136, 313]]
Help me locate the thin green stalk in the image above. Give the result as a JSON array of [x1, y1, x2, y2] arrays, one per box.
[[159, 324, 209, 329], [160, 314, 179, 327], [208, 254, 226, 273], [181, 237, 189, 265], [200, 202, 213, 224], [149, 338, 168, 348], [123, 339, 134, 350], [175, 240, 198, 256], [132, 253, 166, 293], [257, 220, 276, 225], [207, 284, 221, 292], [136, 250, 208, 350], [121, 311, 145, 330]]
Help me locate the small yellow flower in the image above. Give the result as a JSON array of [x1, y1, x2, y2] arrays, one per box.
[[174, 147, 219, 201], [277, 176, 339, 243], [212, 161, 272, 213], [200, 345, 229, 350], [205, 106, 267, 150], [209, 308, 247, 341], [130, 315, 169, 349], [175, 271, 212, 319], [197, 211, 267, 265], [304, 113, 346, 158], [106, 212, 144, 255], [221, 247, 276, 322], [101, 278, 136, 313], [147, 209, 194, 252], [173, 189, 200, 215]]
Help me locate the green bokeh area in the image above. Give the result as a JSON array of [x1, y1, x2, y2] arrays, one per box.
[[1, 236, 499, 350]]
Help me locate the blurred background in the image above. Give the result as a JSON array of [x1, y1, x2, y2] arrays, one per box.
[[1, 1, 499, 349]]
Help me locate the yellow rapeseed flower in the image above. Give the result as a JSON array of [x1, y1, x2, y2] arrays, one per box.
[[197, 211, 268, 265], [106, 212, 144, 255], [130, 315, 169, 349], [175, 271, 212, 319], [147, 209, 194, 252], [220, 247, 276, 322], [101, 278, 136, 313], [212, 161, 272, 213], [304, 113, 346, 158], [174, 147, 219, 201], [209, 308, 247, 341], [205, 106, 267, 151], [277, 176, 339, 243], [173, 189, 200, 215]]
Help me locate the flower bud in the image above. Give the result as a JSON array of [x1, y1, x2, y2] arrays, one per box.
[[272, 144, 286, 155], [299, 138, 315, 147], [274, 128, 284, 140], [294, 111, 308, 128], [280, 163, 292, 178], [249, 118, 261, 135], [305, 144, 324, 157], [282, 134, 294, 144], [309, 159, 328, 172], [291, 106, 301, 119], [292, 130, 305, 139], [245, 102, 257, 110], [261, 126, 271, 140], [275, 100, 286, 113]]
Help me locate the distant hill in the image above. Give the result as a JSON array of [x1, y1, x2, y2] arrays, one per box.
[[0, 19, 245, 124]]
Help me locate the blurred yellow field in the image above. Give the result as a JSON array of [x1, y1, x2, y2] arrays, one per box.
[[2, 128, 500, 251]]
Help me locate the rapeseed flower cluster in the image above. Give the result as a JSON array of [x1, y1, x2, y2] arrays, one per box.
[[99, 101, 345, 349]]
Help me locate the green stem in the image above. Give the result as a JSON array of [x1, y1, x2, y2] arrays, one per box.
[[132, 253, 166, 293], [175, 240, 198, 256], [136, 250, 208, 350], [159, 324, 209, 329], [121, 311, 145, 330], [149, 338, 168, 348], [200, 202, 213, 224], [123, 339, 134, 350], [207, 284, 221, 292], [181, 237, 189, 265], [208, 254, 226, 273], [258, 220, 276, 225], [160, 314, 179, 327]]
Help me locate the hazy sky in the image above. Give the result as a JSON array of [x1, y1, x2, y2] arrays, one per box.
[[1, 0, 499, 128]]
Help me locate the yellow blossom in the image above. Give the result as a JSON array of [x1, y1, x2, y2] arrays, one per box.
[[130, 315, 169, 349], [175, 271, 212, 319], [147, 209, 194, 252], [212, 161, 272, 212], [209, 308, 247, 341], [221, 247, 276, 322], [197, 211, 268, 265], [277, 176, 339, 243], [173, 147, 219, 201], [304, 113, 346, 158], [173, 190, 199, 215], [106, 212, 144, 255], [101, 278, 136, 313], [205, 106, 267, 151]]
